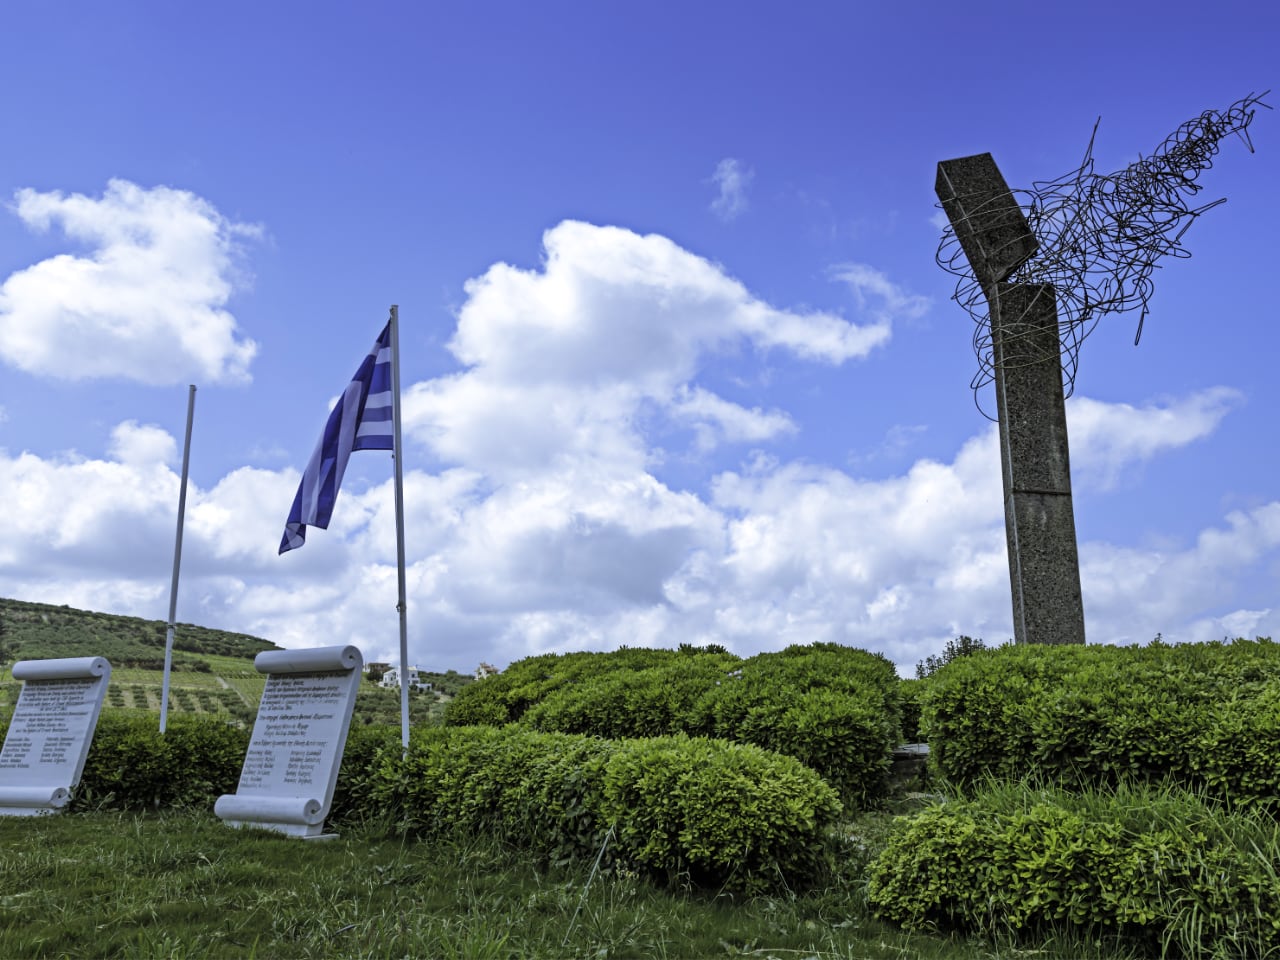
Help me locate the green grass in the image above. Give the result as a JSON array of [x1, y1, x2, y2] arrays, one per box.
[[0, 809, 1139, 960]]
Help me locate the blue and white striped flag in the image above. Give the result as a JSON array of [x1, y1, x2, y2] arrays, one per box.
[[279, 321, 394, 553]]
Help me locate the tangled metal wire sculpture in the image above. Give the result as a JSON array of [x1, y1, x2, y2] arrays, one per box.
[[938, 92, 1270, 418]]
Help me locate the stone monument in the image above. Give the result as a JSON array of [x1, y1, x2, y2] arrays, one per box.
[[933, 94, 1267, 645], [0, 657, 112, 815], [215, 644, 363, 838], [935, 154, 1085, 646]]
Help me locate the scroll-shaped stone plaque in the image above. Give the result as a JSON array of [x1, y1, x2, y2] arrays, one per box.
[[214, 644, 363, 838], [0, 657, 112, 816]]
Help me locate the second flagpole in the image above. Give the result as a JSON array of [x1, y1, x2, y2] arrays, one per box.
[[160, 384, 196, 735], [389, 305, 411, 752]]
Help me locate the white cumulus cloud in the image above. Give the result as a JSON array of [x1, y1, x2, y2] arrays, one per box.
[[1, 222, 1274, 676], [108, 421, 178, 466], [0, 179, 260, 384], [1067, 388, 1242, 489], [2, 392, 1275, 675], [404, 221, 896, 479]]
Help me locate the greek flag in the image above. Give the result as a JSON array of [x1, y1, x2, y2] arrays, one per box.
[[279, 321, 394, 553]]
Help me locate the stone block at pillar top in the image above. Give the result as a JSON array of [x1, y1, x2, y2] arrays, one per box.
[[990, 282, 1073, 496], [1004, 490, 1085, 646], [935, 153, 1038, 284]]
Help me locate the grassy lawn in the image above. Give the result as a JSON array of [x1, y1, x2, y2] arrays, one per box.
[[0, 810, 1138, 960]]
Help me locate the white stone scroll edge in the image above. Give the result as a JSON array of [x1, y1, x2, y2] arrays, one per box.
[[252, 645, 360, 675], [213, 794, 325, 825], [12, 657, 111, 681], [0, 785, 71, 812]]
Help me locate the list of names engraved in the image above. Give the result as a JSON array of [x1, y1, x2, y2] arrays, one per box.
[[0, 678, 98, 782], [237, 673, 349, 794]]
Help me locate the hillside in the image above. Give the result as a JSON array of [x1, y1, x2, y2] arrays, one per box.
[[0, 596, 455, 728], [0, 596, 279, 670]]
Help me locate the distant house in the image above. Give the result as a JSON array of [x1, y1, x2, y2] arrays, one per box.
[[474, 662, 500, 680], [379, 666, 433, 692]]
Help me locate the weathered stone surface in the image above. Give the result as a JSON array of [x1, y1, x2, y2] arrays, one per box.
[[936, 153, 1038, 284], [1004, 491, 1085, 645], [991, 283, 1073, 496], [935, 154, 1085, 646]]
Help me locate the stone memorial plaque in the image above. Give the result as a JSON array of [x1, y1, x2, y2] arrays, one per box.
[[0, 657, 112, 816], [215, 644, 362, 838]]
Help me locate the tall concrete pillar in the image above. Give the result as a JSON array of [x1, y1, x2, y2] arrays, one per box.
[[936, 153, 1085, 645]]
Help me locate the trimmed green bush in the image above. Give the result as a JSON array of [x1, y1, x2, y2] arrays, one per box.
[[71, 713, 248, 810], [0, 710, 399, 817], [368, 725, 841, 894], [446, 642, 903, 809], [867, 781, 1280, 958], [522, 654, 736, 740], [328, 722, 401, 823], [921, 638, 1280, 808], [599, 734, 842, 892], [445, 647, 732, 727], [691, 644, 900, 809]]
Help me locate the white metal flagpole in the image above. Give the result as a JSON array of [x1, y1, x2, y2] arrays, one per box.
[[389, 305, 411, 752], [160, 384, 196, 734]]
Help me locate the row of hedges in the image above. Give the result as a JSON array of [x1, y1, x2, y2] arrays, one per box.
[[366, 724, 842, 894], [0, 711, 375, 815], [868, 638, 1280, 953], [921, 638, 1280, 809], [68, 713, 248, 811], [445, 642, 904, 809], [867, 780, 1280, 958], [0, 710, 842, 894], [443, 646, 739, 727]]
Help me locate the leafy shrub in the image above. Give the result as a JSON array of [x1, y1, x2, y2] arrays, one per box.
[[2, 710, 431, 821], [599, 734, 842, 893], [71, 713, 248, 810], [522, 654, 736, 739], [921, 638, 1280, 807], [445, 647, 719, 727], [867, 781, 1280, 958], [698, 682, 893, 809], [328, 722, 401, 823], [368, 725, 841, 893], [690, 644, 900, 808], [446, 642, 902, 810], [1192, 681, 1280, 811]]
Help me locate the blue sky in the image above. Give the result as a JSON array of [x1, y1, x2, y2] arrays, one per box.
[[0, 1, 1276, 674]]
